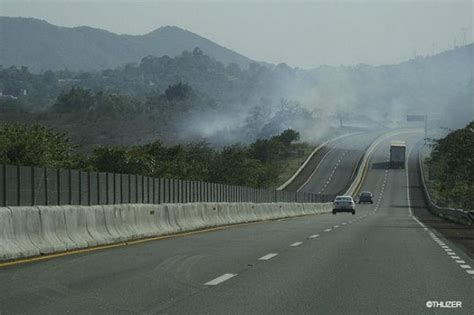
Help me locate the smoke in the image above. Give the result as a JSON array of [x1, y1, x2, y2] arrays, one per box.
[[175, 44, 473, 146]]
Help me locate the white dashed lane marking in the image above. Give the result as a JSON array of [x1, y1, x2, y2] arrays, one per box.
[[324, 229, 332, 232], [290, 242, 303, 247], [205, 273, 237, 286], [258, 253, 278, 261], [308, 234, 320, 239]]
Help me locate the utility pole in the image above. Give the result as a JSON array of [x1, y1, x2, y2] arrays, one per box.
[[424, 115, 428, 139]]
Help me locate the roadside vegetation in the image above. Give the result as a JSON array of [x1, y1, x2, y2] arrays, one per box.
[[0, 122, 311, 188], [425, 121, 474, 210], [0, 50, 319, 148]]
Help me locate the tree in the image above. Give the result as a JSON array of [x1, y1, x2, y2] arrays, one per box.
[[210, 145, 277, 187], [164, 82, 193, 101], [427, 121, 474, 209], [276, 129, 300, 146], [53, 87, 95, 112], [0, 123, 75, 168]]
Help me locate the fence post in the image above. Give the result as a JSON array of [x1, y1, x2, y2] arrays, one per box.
[[44, 167, 49, 206], [167, 179, 171, 203], [2, 165, 6, 207], [68, 169, 72, 205], [146, 177, 150, 203], [160, 178, 165, 204], [87, 171, 91, 206], [96, 172, 100, 205], [105, 172, 109, 205], [127, 175, 131, 204], [31, 166, 35, 206], [141, 175, 144, 203], [79, 171, 84, 205], [220, 184, 223, 202], [16, 165, 20, 206], [57, 168, 61, 205], [209, 183, 213, 202], [135, 175, 139, 203], [112, 173, 116, 204], [152, 177, 156, 204], [171, 179, 175, 203]]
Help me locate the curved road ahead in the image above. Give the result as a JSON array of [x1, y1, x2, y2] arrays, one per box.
[[0, 131, 472, 314], [294, 131, 380, 195]]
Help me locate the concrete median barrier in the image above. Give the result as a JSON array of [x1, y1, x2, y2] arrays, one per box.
[[0, 207, 23, 260], [1, 202, 332, 262], [63, 205, 97, 249], [37, 206, 77, 252], [132, 204, 159, 237], [102, 205, 128, 243], [6, 207, 40, 258], [164, 204, 182, 233], [152, 205, 175, 235], [84, 205, 114, 246]]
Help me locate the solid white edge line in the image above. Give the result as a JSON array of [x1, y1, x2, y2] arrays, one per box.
[[205, 273, 237, 286], [406, 138, 474, 280], [258, 253, 278, 261]]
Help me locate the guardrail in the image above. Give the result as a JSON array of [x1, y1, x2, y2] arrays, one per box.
[[417, 149, 473, 226], [0, 164, 336, 207]]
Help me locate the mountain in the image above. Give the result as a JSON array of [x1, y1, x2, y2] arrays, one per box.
[[0, 17, 254, 72], [306, 44, 473, 128]]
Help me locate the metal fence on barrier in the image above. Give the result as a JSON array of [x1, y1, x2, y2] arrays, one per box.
[[0, 164, 336, 207]]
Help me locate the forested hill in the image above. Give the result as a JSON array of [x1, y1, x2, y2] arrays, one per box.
[[0, 16, 253, 72], [0, 42, 471, 148]]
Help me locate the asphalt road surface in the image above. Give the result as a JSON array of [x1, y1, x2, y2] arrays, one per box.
[[299, 131, 379, 195], [0, 131, 472, 314]]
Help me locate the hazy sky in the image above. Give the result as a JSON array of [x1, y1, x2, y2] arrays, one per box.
[[1, 0, 473, 68]]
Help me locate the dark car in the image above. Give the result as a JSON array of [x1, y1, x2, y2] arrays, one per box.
[[358, 191, 374, 204]]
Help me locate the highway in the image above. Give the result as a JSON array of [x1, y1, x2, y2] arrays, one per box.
[[0, 131, 473, 314], [297, 131, 379, 195]]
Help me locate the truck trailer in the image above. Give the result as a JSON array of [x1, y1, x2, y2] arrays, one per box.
[[390, 141, 406, 169]]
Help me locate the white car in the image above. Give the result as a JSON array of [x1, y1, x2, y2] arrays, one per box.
[[333, 196, 356, 215]]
